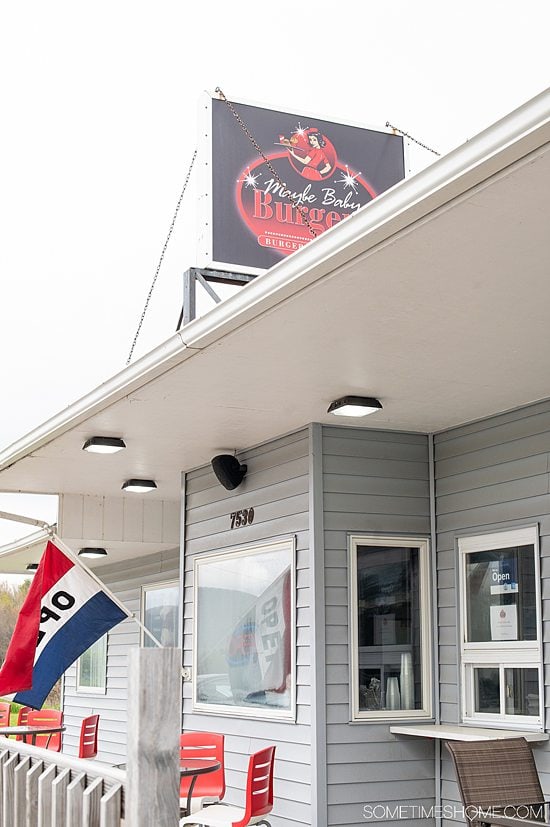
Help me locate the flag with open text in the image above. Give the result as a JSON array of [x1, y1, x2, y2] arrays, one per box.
[[0, 541, 128, 708]]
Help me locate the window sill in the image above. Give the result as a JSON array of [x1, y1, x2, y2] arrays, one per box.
[[389, 723, 548, 742]]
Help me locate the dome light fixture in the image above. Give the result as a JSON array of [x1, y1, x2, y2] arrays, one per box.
[[327, 395, 383, 417], [78, 547, 108, 559], [83, 437, 126, 454], [122, 479, 157, 493]]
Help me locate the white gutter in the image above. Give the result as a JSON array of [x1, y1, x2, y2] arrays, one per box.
[[1, 87, 549, 473]]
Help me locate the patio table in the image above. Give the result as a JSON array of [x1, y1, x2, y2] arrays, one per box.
[[180, 758, 222, 817], [0, 724, 66, 748], [114, 755, 221, 816]]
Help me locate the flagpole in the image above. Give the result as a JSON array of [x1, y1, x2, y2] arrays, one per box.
[[49, 532, 165, 649], [0, 510, 52, 531], [0, 510, 165, 649], [51, 533, 192, 681]]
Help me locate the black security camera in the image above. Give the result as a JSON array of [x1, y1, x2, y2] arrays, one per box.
[[211, 454, 247, 490]]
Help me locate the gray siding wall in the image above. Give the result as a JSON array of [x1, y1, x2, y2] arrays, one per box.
[[322, 425, 433, 827], [62, 548, 180, 764], [183, 430, 311, 827], [434, 399, 550, 825]]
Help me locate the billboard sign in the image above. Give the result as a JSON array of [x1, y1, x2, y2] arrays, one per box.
[[198, 96, 405, 274]]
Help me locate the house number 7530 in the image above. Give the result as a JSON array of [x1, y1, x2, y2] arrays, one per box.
[[230, 508, 255, 529]]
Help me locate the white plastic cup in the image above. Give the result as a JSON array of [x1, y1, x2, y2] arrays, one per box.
[[400, 652, 414, 709], [386, 677, 401, 710]]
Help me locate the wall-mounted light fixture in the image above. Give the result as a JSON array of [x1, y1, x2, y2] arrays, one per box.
[[211, 455, 247, 490], [121, 479, 157, 493], [26, 563, 39, 571], [327, 395, 382, 417], [78, 547, 108, 559], [83, 437, 126, 454]]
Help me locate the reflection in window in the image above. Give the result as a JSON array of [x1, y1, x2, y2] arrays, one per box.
[[77, 635, 107, 693], [350, 536, 431, 720], [505, 668, 539, 717], [474, 667, 500, 714], [141, 582, 179, 647], [193, 539, 294, 719]]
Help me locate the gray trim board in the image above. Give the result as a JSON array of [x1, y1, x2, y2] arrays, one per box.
[[179, 470, 187, 730], [309, 423, 328, 827]]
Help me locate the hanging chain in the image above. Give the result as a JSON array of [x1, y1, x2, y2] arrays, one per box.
[[385, 122, 441, 157], [215, 87, 318, 238], [126, 149, 198, 365]]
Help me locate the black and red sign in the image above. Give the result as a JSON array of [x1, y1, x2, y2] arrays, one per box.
[[201, 97, 405, 274]]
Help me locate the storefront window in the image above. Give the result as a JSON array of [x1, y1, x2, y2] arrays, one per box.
[[141, 581, 179, 647], [77, 635, 107, 693], [193, 539, 295, 720], [349, 535, 432, 720], [459, 527, 543, 730]]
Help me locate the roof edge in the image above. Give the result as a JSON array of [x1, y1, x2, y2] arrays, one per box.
[[1, 87, 549, 474]]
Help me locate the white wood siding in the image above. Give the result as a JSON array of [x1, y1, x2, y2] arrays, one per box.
[[322, 425, 433, 827], [59, 494, 180, 547], [435, 399, 550, 826], [183, 430, 311, 827]]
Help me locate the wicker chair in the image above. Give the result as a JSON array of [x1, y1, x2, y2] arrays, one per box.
[[446, 738, 547, 827]]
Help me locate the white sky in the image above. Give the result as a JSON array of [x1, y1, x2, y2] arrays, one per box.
[[0, 0, 549, 550]]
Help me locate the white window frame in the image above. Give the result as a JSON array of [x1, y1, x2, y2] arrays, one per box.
[[140, 579, 179, 647], [349, 534, 433, 721], [76, 634, 107, 695], [192, 538, 296, 722], [458, 526, 543, 731]]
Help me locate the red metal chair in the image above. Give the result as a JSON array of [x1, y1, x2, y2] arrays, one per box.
[[180, 745, 275, 827], [78, 714, 99, 759], [25, 708, 63, 751], [0, 702, 10, 727], [180, 731, 225, 814], [15, 705, 31, 740]]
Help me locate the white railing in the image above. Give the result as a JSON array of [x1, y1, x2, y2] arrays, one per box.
[[0, 738, 125, 827], [0, 647, 181, 827]]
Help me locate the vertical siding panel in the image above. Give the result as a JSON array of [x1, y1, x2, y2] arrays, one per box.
[[82, 495, 104, 539], [142, 500, 163, 543], [183, 430, 311, 827], [162, 500, 181, 544], [123, 498, 143, 542], [103, 497, 124, 541], [434, 399, 550, 819], [59, 494, 84, 539], [322, 425, 433, 827]]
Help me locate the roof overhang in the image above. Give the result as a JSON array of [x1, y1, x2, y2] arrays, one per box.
[[0, 88, 549, 506], [0, 529, 52, 574]]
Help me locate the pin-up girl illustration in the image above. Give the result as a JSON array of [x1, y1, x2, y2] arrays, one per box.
[[280, 128, 336, 180]]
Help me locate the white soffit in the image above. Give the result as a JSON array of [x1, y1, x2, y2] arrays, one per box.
[[0, 89, 549, 502], [0, 529, 51, 574]]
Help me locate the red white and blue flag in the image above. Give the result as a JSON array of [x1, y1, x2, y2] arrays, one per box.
[[0, 540, 128, 708]]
